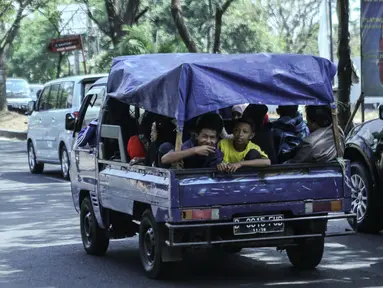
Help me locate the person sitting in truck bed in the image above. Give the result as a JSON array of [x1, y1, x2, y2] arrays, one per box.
[[220, 104, 249, 139], [218, 117, 271, 173], [272, 105, 310, 163], [77, 119, 98, 148], [286, 105, 344, 163], [159, 113, 223, 169], [242, 104, 278, 164], [145, 116, 176, 167], [127, 112, 153, 164]]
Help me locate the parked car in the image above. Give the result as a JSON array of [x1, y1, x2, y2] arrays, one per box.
[[26, 74, 107, 179], [6, 78, 32, 112], [345, 106, 383, 233], [29, 84, 44, 101]]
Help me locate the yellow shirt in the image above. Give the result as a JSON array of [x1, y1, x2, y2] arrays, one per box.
[[218, 138, 268, 163]]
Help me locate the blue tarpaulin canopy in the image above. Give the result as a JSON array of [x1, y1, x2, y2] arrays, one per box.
[[107, 53, 336, 128]]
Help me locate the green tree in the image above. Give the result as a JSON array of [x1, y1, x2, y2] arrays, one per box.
[[169, 0, 280, 53], [7, 12, 68, 83], [0, 0, 49, 110], [78, 0, 150, 47], [89, 24, 187, 73], [264, 0, 321, 54]]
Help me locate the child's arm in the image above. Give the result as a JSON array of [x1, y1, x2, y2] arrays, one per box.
[[161, 145, 215, 164], [226, 149, 270, 172], [227, 159, 270, 172]]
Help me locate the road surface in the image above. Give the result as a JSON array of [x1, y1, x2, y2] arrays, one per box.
[[1, 139, 383, 288]]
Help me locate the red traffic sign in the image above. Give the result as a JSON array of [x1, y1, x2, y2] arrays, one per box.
[[49, 35, 83, 53]]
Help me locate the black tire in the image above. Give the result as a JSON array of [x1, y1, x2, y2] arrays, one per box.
[[286, 237, 324, 270], [348, 161, 383, 233], [28, 142, 44, 174], [80, 197, 109, 256], [60, 145, 70, 180], [139, 209, 169, 279]]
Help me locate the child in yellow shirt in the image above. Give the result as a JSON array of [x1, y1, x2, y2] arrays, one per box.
[[218, 118, 271, 172]]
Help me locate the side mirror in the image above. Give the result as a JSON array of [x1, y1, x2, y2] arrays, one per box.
[[26, 100, 35, 115], [65, 113, 76, 130], [380, 105, 383, 120]]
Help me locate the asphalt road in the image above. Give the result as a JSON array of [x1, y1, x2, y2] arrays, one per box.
[[1, 139, 383, 288]]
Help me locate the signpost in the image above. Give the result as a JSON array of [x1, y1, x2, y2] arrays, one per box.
[[48, 34, 87, 74]]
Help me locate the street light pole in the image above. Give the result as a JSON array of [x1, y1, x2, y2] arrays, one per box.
[[329, 0, 334, 62]]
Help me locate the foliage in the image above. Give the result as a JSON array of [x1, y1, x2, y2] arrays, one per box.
[[6, 12, 67, 83], [5, 0, 363, 84], [89, 24, 188, 73], [263, 0, 321, 54]]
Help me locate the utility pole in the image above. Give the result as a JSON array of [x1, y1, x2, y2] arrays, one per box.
[[329, 0, 334, 62]]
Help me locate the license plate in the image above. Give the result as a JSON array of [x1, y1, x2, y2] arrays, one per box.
[[233, 215, 285, 235]]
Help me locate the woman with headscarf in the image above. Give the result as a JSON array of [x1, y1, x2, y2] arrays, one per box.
[[220, 104, 249, 139]]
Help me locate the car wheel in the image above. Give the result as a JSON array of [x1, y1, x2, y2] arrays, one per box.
[[80, 197, 109, 256], [139, 209, 170, 279], [286, 237, 324, 270], [28, 142, 44, 174], [348, 161, 383, 233], [60, 145, 70, 180]]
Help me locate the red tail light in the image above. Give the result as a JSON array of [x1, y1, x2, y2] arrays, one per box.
[[73, 111, 79, 119]]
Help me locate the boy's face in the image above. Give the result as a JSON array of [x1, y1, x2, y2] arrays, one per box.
[[233, 122, 254, 145], [196, 128, 218, 147]]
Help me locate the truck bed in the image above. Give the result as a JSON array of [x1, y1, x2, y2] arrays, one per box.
[[98, 161, 351, 223], [175, 162, 349, 207]]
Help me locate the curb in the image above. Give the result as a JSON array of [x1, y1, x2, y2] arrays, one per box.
[[0, 129, 27, 140]]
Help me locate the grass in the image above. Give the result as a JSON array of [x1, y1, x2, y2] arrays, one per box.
[[0, 110, 28, 131]]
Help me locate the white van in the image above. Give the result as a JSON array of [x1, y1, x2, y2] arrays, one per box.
[[27, 74, 107, 179]]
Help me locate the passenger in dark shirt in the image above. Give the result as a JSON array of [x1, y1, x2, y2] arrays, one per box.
[[242, 104, 278, 164], [145, 116, 177, 167], [160, 113, 223, 168], [272, 105, 310, 163]]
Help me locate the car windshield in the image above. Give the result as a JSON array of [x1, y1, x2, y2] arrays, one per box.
[[6, 79, 30, 98]]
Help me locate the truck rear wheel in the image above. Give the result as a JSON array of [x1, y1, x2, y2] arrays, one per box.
[[80, 197, 109, 256], [139, 209, 169, 279], [286, 237, 324, 270]]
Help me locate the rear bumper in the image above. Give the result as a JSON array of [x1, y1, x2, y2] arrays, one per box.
[[165, 213, 356, 247]]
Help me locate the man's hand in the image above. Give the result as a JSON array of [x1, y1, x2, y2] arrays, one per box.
[[129, 157, 144, 165], [227, 162, 242, 173], [217, 162, 228, 172], [193, 145, 215, 156]]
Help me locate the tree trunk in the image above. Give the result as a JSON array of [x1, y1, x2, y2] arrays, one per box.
[[213, 0, 235, 54], [171, 0, 198, 52], [337, 0, 352, 130], [0, 51, 7, 111]]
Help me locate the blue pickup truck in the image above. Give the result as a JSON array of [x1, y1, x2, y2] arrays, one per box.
[[66, 53, 356, 279]]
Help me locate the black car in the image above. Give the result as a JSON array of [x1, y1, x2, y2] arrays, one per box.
[[345, 107, 383, 233]]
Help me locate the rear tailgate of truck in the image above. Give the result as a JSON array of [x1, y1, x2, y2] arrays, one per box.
[[174, 162, 350, 208]]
